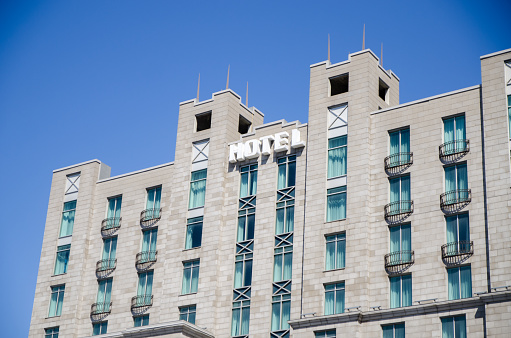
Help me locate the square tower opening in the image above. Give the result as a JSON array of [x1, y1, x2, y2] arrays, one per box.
[[379, 78, 389, 102], [238, 115, 252, 134], [196, 112, 212, 132], [329, 73, 349, 96]]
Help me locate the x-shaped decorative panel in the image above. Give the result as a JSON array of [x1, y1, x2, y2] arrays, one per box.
[[192, 139, 210, 163], [328, 104, 348, 130]]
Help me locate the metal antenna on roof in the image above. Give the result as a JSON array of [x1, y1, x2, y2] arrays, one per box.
[[381, 43, 383, 66], [197, 73, 200, 101], [362, 24, 365, 50], [226, 65, 230, 89], [246, 81, 249, 106], [328, 34, 331, 63]]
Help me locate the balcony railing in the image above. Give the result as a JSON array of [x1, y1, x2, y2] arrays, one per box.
[[439, 139, 469, 161], [384, 201, 413, 223], [96, 259, 117, 279], [90, 302, 112, 321], [135, 251, 157, 271], [131, 295, 153, 311], [441, 241, 474, 265], [140, 208, 162, 228], [384, 250, 415, 274], [101, 217, 121, 237], [384, 152, 413, 172], [440, 189, 471, 212]]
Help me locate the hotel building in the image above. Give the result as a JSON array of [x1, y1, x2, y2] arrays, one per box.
[[30, 48, 511, 338]]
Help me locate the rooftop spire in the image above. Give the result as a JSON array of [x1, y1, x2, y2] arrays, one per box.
[[196, 73, 200, 101], [246, 81, 249, 106], [380, 43, 383, 66], [362, 24, 365, 50], [328, 34, 331, 63], [226, 64, 230, 90]]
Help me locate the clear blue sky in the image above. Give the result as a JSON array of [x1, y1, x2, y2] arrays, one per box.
[[0, 0, 509, 336]]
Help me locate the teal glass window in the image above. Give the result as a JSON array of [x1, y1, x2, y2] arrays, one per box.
[[271, 293, 291, 331], [328, 136, 347, 178], [54, 244, 70, 275], [48, 285, 65, 317], [390, 275, 412, 308], [389, 224, 412, 265], [105, 196, 122, 228], [141, 228, 158, 262], [136, 271, 153, 306], [325, 233, 345, 270], [234, 252, 253, 288], [185, 216, 203, 249], [382, 323, 405, 338], [277, 155, 296, 190], [448, 265, 472, 300], [145, 187, 161, 219], [445, 214, 470, 255], [134, 314, 149, 327], [100, 237, 117, 270], [273, 236, 293, 282], [96, 279, 112, 313], [275, 196, 294, 234], [315, 330, 336, 338], [389, 128, 410, 167], [508, 95, 511, 139], [442, 315, 466, 338], [443, 115, 467, 154], [444, 163, 468, 203], [240, 164, 258, 198], [180, 305, 196, 324], [45, 327, 59, 338], [92, 322, 107, 336], [389, 175, 411, 214], [59, 201, 76, 237], [326, 186, 346, 221], [237, 204, 255, 242], [189, 169, 207, 209], [231, 300, 250, 336], [182, 260, 200, 294], [325, 282, 345, 315]]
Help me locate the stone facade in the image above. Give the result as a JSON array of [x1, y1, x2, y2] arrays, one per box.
[[30, 48, 511, 338]]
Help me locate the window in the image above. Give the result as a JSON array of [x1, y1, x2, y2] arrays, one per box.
[[315, 330, 336, 338], [389, 224, 412, 264], [59, 201, 76, 237], [271, 294, 291, 331], [441, 315, 466, 338], [448, 265, 472, 300], [65, 173, 80, 195], [96, 279, 112, 313], [273, 235, 293, 282], [237, 203, 255, 242], [508, 95, 511, 139], [134, 314, 149, 327], [196, 111, 211, 132], [182, 260, 200, 294], [390, 275, 412, 308], [45, 327, 59, 338], [189, 169, 207, 209], [325, 233, 345, 270], [389, 128, 410, 167], [325, 282, 344, 315], [180, 305, 196, 324], [443, 115, 467, 154], [54, 244, 70, 275], [277, 156, 296, 190], [141, 228, 158, 262], [106, 196, 122, 227], [327, 136, 347, 178], [92, 322, 107, 336], [48, 285, 65, 317], [444, 163, 468, 203], [234, 252, 253, 288], [100, 237, 117, 270], [239, 115, 252, 134], [185, 216, 203, 249], [446, 214, 470, 255], [389, 175, 411, 214], [231, 300, 250, 336], [379, 78, 389, 102], [275, 192, 294, 234], [328, 104, 348, 130], [146, 187, 161, 219], [136, 271, 153, 306], [326, 186, 346, 221], [329, 73, 349, 96], [382, 323, 405, 338], [240, 164, 258, 198]]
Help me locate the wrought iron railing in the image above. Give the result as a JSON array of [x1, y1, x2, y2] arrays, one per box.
[[440, 189, 471, 208], [439, 139, 469, 159], [101, 217, 121, 237], [91, 302, 112, 315], [384, 201, 413, 219], [131, 295, 153, 309], [95, 259, 116, 279], [384, 251, 415, 268], [140, 208, 162, 228], [442, 241, 474, 258], [136, 251, 157, 269], [384, 152, 413, 170]]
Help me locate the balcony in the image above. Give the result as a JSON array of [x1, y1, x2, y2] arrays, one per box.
[[384, 201, 413, 224], [440, 189, 471, 213], [131, 295, 153, 315], [96, 259, 117, 279], [140, 208, 161, 229], [135, 251, 157, 271], [384, 152, 413, 175], [439, 140, 469, 162], [90, 302, 111, 322], [384, 250, 415, 274], [101, 217, 121, 237], [441, 241, 474, 266]]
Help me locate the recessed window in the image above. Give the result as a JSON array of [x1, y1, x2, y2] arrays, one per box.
[[379, 78, 389, 102], [238, 115, 252, 134], [329, 73, 349, 96], [196, 112, 211, 132], [134, 314, 149, 327]]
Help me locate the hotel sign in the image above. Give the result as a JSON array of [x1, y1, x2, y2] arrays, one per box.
[[229, 129, 306, 163]]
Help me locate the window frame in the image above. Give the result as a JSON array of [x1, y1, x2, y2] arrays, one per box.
[[179, 304, 197, 324], [182, 259, 200, 295], [240, 164, 258, 198], [381, 322, 405, 338], [231, 300, 250, 337], [441, 314, 466, 338], [315, 329, 336, 338], [447, 265, 472, 300], [134, 314, 149, 327], [59, 200, 77, 238], [271, 293, 291, 331], [326, 186, 347, 222], [324, 282, 345, 315], [325, 232, 346, 271], [273, 236, 293, 283], [189, 169, 207, 209], [48, 284, 65, 317], [277, 155, 296, 190], [44, 326, 59, 338], [234, 252, 253, 288], [389, 274, 412, 308], [185, 216, 203, 249], [54, 244, 71, 275], [92, 321, 108, 336], [327, 135, 347, 179]]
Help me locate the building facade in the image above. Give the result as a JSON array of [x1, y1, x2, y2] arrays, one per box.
[[30, 48, 511, 338]]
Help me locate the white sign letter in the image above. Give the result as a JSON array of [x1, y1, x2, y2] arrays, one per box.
[[229, 142, 246, 163], [291, 129, 306, 148], [274, 132, 289, 153], [244, 139, 261, 159], [259, 135, 275, 155]]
